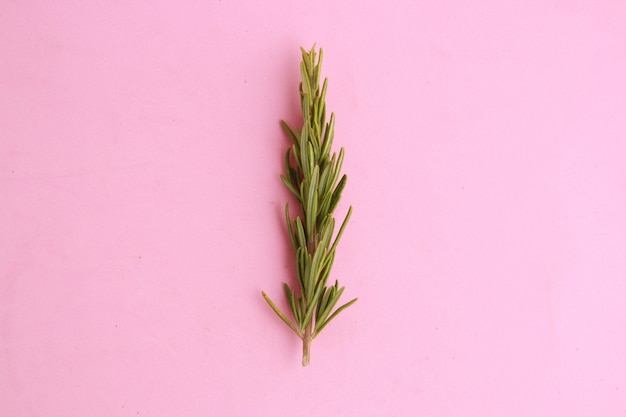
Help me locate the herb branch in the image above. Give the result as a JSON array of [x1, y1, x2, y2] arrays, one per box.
[[262, 45, 357, 366]]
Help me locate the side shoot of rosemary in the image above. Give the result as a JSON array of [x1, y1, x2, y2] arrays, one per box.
[[262, 45, 357, 366]]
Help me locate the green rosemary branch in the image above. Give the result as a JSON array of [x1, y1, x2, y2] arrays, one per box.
[[262, 45, 357, 366]]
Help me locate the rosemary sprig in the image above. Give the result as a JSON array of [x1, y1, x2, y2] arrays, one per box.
[[262, 45, 357, 366]]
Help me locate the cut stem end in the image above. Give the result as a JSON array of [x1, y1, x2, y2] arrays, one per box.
[[302, 335, 312, 366]]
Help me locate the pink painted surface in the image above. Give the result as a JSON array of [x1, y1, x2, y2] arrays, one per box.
[[1, 1, 625, 415]]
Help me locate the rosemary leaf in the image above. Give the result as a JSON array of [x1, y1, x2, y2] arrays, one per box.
[[281, 120, 299, 146], [284, 283, 299, 326], [315, 284, 344, 329], [295, 218, 306, 250], [314, 297, 358, 338], [330, 205, 353, 254], [262, 291, 301, 337], [321, 113, 335, 157], [280, 174, 300, 201], [302, 281, 325, 329], [285, 204, 297, 252], [328, 174, 347, 214]]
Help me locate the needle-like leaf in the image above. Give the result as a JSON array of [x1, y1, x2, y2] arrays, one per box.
[[262, 291, 302, 337], [314, 297, 358, 337], [281, 120, 299, 147], [328, 174, 347, 214], [330, 206, 352, 254], [285, 204, 297, 252], [281, 174, 300, 201], [284, 283, 299, 326]]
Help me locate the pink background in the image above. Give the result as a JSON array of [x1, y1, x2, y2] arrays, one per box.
[[1, 1, 625, 416]]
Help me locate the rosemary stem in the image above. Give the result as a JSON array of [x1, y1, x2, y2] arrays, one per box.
[[302, 322, 313, 366]]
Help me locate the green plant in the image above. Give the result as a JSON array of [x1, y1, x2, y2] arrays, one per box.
[[262, 45, 357, 366]]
